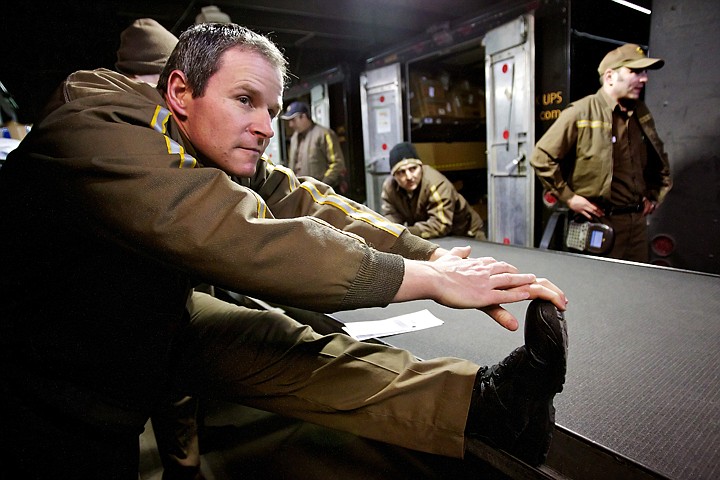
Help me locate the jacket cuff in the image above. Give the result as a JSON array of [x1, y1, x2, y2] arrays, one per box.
[[341, 249, 405, 310], [557, 186, 575, 203]]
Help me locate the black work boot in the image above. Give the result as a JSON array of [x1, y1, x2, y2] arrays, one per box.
[[465, 299, 568, 466]]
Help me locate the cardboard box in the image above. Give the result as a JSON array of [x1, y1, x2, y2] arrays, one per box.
[[449, 81, 485, 120], [414, 142, 487, 171], [410, 72, 454, 119]]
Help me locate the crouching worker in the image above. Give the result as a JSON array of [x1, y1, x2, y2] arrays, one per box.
[[0, 22, 568, 479], [382, 142, 486, 240]]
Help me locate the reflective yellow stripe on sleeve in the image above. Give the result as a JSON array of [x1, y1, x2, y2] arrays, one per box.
[[576, 119, 611, 130], [429, 184, 450, 226], [251, 190, 268, 218], [323, 132, 338, 178], [300, 182, 405, 236], [271, 164, 403, 236], [150, 105, 197, 169], [269, 163, 302, 192]]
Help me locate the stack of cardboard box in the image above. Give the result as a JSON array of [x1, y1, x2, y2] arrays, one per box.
[[410, 71, 485, 122], [409, 72, 454, 119], [448, 79, 485, 120]]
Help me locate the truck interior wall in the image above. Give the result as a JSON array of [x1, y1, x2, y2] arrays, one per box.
[[534, 0, 572, 248]]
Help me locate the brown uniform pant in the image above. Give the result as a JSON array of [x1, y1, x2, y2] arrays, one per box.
[[153, 291, 481, 478], [602, 212, 649, 262]]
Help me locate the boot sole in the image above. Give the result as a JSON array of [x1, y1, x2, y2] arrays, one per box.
[[524, 299, 568, 392], [510, 299, 568, 465]]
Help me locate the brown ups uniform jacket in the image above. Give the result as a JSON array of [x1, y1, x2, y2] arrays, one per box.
[[531, 88, 671, 205], [288, 122, 346, 189]]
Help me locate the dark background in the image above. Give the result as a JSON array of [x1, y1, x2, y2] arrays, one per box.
[[3, 0, 508, 123]]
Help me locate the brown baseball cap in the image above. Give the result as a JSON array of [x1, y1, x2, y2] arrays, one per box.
[[116, 18, 178, 76], [597, 43, 664, 75]]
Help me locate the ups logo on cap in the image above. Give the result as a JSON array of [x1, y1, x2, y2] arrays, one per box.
[[636, 46, 644, 55]]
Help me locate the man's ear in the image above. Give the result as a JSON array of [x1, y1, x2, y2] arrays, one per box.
[[164, 70, 192, 120], [602, 69, 615, 86]]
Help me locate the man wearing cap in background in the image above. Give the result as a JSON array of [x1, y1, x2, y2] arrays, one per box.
[[281, 101, 348, 193], [530, 43, 672, 262], [116, 18, 178, 86], [382, 141, 486, 240]]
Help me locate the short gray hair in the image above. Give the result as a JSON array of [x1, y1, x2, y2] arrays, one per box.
[[157, 23, 288, 97]]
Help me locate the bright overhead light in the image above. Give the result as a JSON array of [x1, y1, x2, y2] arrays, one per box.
[[611, 0, 651, 15]]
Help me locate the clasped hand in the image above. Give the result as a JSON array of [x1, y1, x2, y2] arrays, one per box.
[[397, 246, 567, 331]]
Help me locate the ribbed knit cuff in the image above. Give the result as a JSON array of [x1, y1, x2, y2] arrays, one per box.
[[340, 249, 404, 310]]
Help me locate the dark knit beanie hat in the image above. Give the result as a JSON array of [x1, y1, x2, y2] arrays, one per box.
[[389, 142, 421, 174], [116, 18, 178, 75]]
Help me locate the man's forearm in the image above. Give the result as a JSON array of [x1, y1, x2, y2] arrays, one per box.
[[392, 259, 440, 303]]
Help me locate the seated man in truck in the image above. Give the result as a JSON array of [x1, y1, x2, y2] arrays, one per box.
[[382, 141, 486, 240]]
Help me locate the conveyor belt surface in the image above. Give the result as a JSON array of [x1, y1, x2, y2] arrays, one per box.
[[334, 238, 720, 480]]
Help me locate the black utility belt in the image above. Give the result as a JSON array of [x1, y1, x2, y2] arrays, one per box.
[[603, 202, 643, 215]]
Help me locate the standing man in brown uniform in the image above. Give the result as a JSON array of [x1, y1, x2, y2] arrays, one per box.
[[530, 43, 672, 262], [281, 101, 348, 193]]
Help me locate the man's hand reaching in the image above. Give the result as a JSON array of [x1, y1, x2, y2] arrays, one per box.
[[396, 246, 568, 331]]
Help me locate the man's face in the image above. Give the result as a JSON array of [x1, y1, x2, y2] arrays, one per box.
[[607, 66, 649, 102], [287, 114, 312, 134], [179, 48, 283, 177], [393, 163, 423, 192]]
